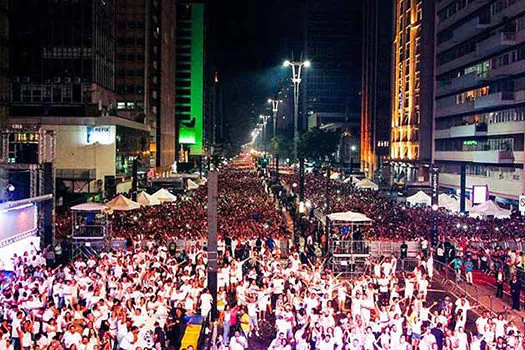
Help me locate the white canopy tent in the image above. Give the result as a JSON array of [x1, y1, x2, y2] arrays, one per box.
[[106, 194, 140, 211], [406, 191, 431, 206], [152, 188, 177, 202], [330, 172, 341, 180], [355, 178, 379, 190], [187, 179, 199, 190], [70, 202, 108, 212], [327, 211, 372, 223], [470, 200, 511, 219], [441, 195, 472, 213], [137, 191, 161, 206], [343, 175, 360, 184]]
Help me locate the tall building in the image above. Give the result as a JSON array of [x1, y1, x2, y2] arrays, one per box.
[[390, 0, 435, 182], [115, 0, 176, 169], [360, 0, 393, 180], [434, 0, 525, 201], [175, 1, 205, 161], [9, 0, 151, 204], [304, 0, 362, 118], [0, 0, 8, 128]]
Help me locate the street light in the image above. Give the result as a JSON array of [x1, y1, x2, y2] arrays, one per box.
[[260, 114, 270, 153], [283, 59, 310, 162]]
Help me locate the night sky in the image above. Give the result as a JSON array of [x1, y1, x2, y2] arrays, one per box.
[[205, 0, 361, 148]]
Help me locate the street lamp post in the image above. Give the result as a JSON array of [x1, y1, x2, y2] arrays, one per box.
[[283, 59, 310, 162], [260, 114, 270, 154], [268, 98, 282, 181]]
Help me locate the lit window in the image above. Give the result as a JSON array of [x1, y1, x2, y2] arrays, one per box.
[[117, 102, 126, 110]]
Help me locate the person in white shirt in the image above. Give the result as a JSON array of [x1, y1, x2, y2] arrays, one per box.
[[63, 325, 82, 349], [229, 330, 248, 350]]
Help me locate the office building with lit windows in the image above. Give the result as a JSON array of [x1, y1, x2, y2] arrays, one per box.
[[115, 0, 176, 169], [8, 0, 153, 202], [434, 0, 525, 201], [390, 0, 435, 183]]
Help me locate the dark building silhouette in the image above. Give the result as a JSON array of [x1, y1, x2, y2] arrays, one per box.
[[360, 0, 393, 179], [304, 0, 362, 118]]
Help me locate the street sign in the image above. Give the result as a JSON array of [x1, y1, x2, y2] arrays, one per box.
[[519, 195, 525, 214]]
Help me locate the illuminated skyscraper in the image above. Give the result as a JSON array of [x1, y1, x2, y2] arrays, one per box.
[[390, 0, 435, 182], [175, 1, 205, 161]]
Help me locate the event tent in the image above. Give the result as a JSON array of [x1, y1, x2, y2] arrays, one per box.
[[327, 211, 372, 223], [187, 179, 199, 190], [152, 188, 177, 202], [137, 191, 161, 206], [406, 191, 431, 206], [343, 176, 360, 184], [330, 172, 341, 180], [355, 178, 379, 190], [70, 202, 107, 212], [470, 200, 511, 219], [106, 194, 140, 211], [441, 195, 472, 213]]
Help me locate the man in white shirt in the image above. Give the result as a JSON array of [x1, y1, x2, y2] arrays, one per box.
[[63, 325, 82, 349], [229, 330, 248, 350], [11, 311, 24, 350]]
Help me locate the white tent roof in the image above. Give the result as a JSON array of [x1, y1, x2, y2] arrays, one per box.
[[343, 175, 360, 184], [407, 191, 431, 206], [70, 202, 107, 212], [187, 179, 199, 190], [355, 178, 379, 190], [443, 197, 472, 213], [330, 172, 340, 180], [137, 191, 161, 206], [327, 211, 372, 223], [470, 200, 511, 219], [106, 194, 140, 211], [152, 188, 177, 202]]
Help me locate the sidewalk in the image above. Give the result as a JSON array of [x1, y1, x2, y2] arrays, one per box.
[[435, 269, 525, 332]]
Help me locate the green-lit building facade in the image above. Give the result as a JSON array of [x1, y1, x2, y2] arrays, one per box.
[[175, 1, 204, 161]]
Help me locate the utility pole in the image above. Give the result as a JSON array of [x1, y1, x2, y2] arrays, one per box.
[[207, 163, 218, 321], [132, 158, 138, 201]]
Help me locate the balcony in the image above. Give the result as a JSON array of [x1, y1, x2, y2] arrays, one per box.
[[435, 150, 517, 163], [438, 0, 491, 32], [436, 99, 475, 118], [474, 92, 515, 109], [440, 173, 522, 200], [437, 71, 481, 96], [476, 32, 517, 58], [434, 123, 488, 139], [487, 121, 525, 136], [437, 17, 491, 54], [487, 60, 524, 79], [490, 0, 525, 26], [437, 50, 478, 76]]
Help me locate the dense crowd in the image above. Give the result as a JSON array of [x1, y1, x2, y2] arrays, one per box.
[[2, 157, 525, 350], [56, 163, 287, 245], [281, 172, 525, 244]]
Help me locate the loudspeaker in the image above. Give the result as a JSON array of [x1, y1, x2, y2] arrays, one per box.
[[42, 163, 55, 246], [105, 175, 116, 199]]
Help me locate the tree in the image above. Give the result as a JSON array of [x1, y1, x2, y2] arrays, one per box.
[[272, 133, 293, 160], [297, 127, 340, 161]]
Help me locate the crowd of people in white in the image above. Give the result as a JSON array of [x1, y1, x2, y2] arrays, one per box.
[[1, 156, 524, 350]]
